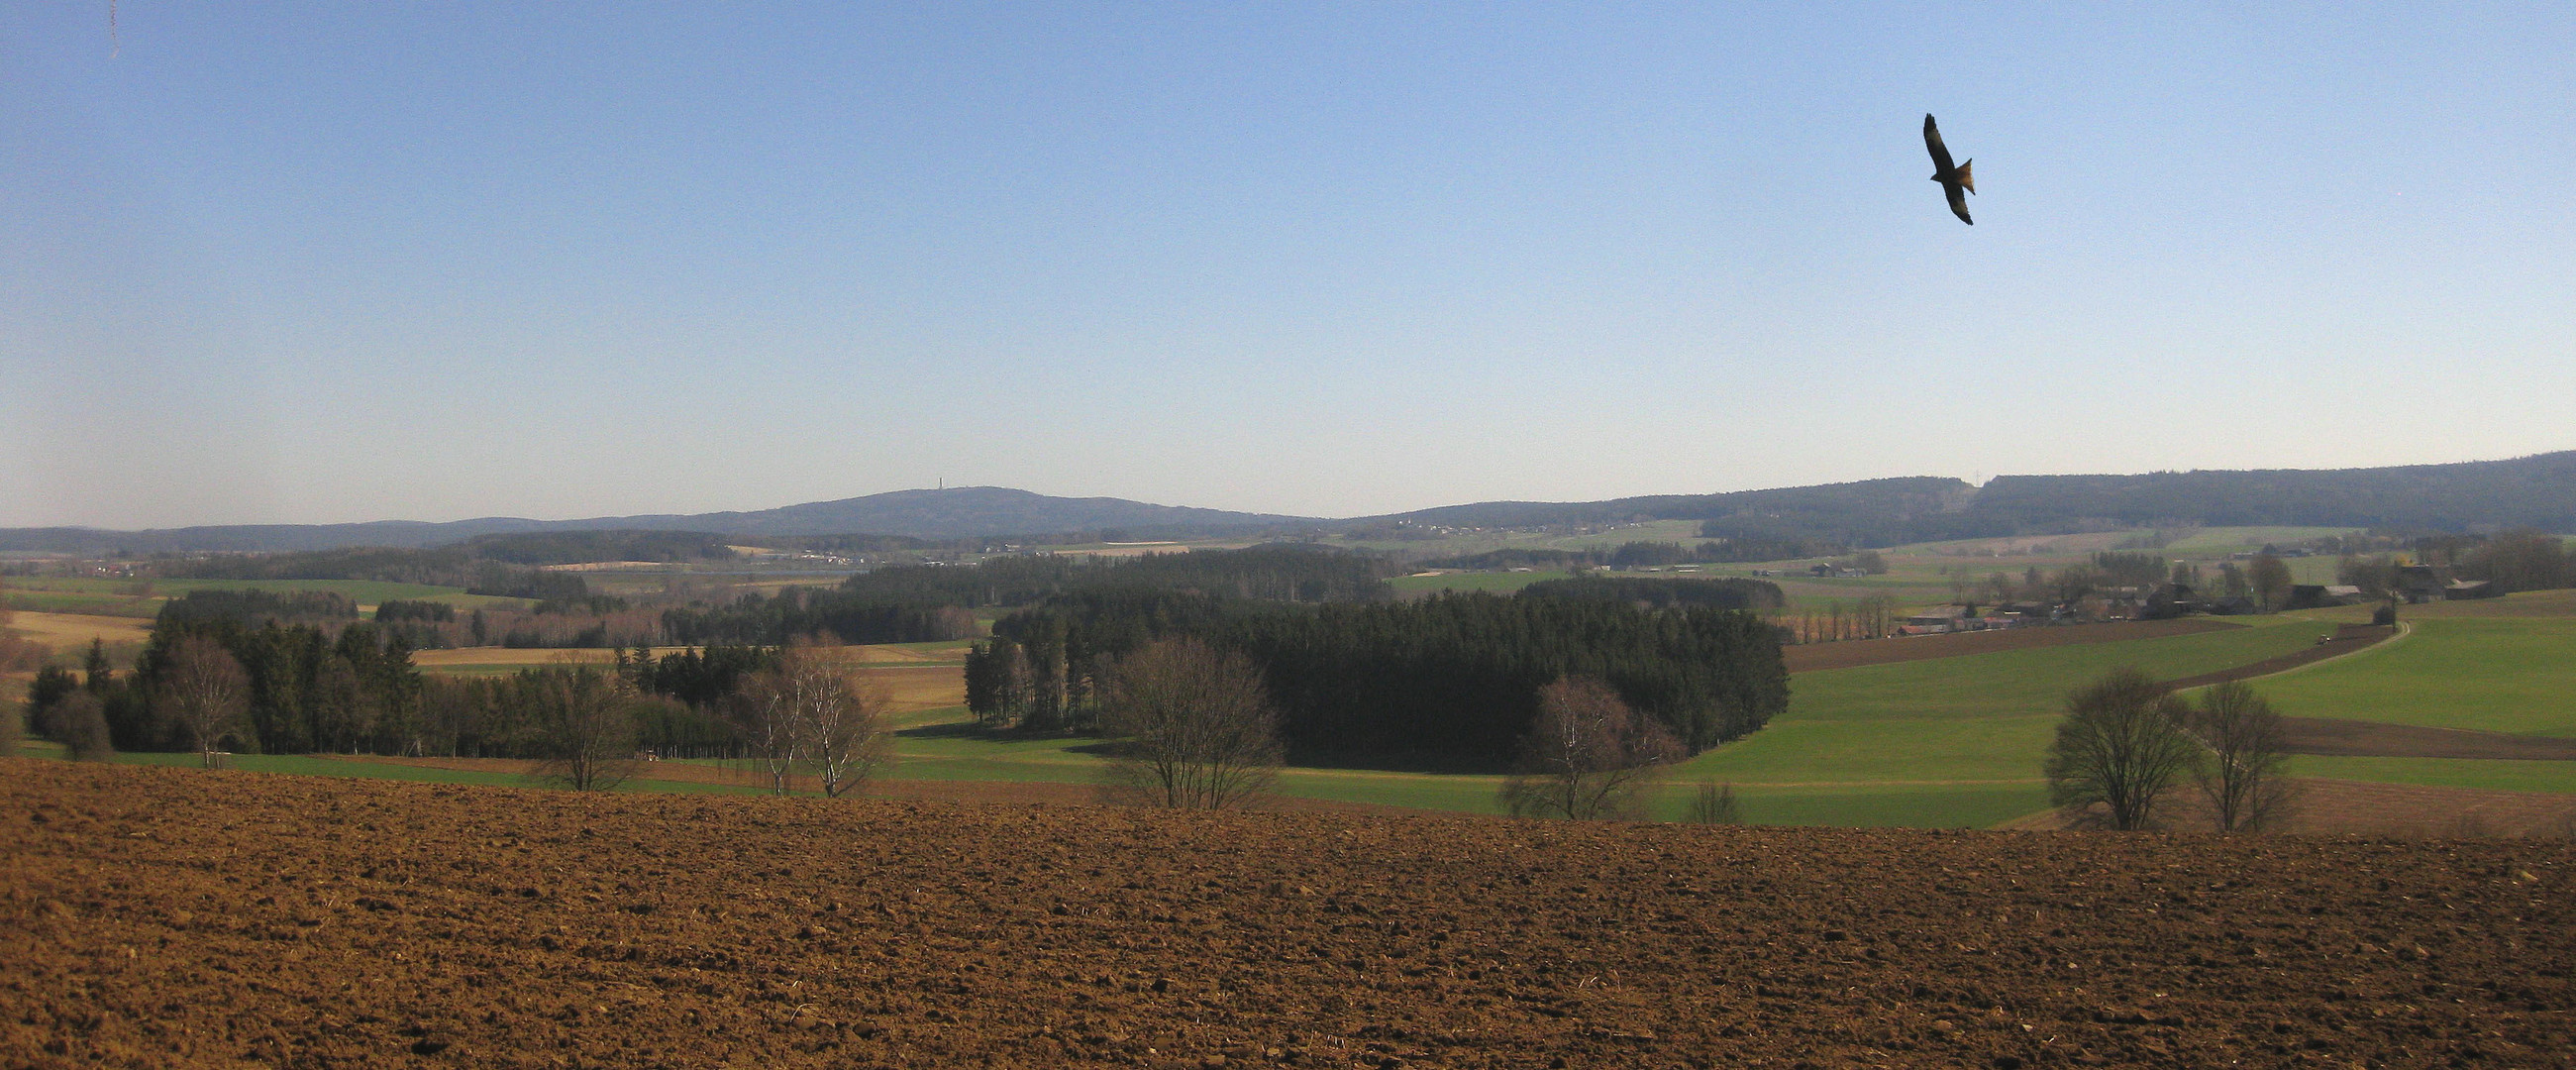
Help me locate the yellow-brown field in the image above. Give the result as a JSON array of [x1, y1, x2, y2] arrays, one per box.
[[408, 645, 967, 713], [1, 610, 155, 650]]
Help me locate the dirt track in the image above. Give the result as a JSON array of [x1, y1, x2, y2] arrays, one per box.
[[7, 761, 2573, 1068], [2279, 717, 2576, 762], [2160, 624, 2395, 691]]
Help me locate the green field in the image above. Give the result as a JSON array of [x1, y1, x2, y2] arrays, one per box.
[[1386, 570, 1571, 595], [22, 588, 2568, 825], [3, 576, 529, 615], [1371, 525, 2382, 616], [18, 740, 775, 796], [2249, 615, 2576, 737], [2287, 755, 2576, 794], [2160, 527, 2364, 552], [1651, 616, 2333, 825], [862, 614, 2340, 827]]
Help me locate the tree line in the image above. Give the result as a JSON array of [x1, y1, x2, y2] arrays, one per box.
[[969, 590, 1789, 765], [18, 589, 798, 763]]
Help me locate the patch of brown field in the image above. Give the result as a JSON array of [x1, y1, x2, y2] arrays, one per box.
[[410, 647, 630, 668], [2280, 716, 2576, 761], [818, 644, 962, 665], [2161, 622, 2394, 689], [406, 650, 963, 710], [1782, 618, 2238, 673], [8, 760, 2571, 1069], [1997, 777, 2576, 837], [412, 643, 958, 669], [1, 610, 155, 649], [845, 665, 964, 712]]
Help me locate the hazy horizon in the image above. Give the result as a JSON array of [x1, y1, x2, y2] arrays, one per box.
[[9, 5, 2572, 529]]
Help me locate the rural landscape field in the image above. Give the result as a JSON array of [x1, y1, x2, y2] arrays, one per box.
[[8, 510, 2576, 1065], [14, 6, 2576, 1067]]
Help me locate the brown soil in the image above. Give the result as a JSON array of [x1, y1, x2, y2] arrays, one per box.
[[1782, 619, 2237, 674], [2159, 624, 2395, 690], [1998, 777, 2576, 838], [7, 761, 2573, 1069], [2279, 717, 2576, 761]]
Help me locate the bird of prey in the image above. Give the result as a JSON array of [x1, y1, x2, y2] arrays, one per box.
[[1923, 113, 1975, 225]]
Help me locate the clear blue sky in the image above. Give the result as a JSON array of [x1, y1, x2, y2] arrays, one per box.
[[6, 3, 2571, 528]]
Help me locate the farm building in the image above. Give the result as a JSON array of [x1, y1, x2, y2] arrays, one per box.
[[2286, 584, 2369, 609], [2445, 580, 2497, 600], [2397, 565, 2444, 603]]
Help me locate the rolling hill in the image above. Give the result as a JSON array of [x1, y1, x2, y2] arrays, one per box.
[[5, 451, 2570, 554]]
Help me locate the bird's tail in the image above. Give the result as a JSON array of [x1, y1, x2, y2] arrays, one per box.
[[1959, 160, 1975, 194]]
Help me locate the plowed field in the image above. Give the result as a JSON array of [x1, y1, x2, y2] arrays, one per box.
[[6, 762, 2573, 1068]]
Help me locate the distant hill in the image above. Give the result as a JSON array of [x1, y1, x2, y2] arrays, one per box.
[[5, 452, 2570, 555], [0, 487, 1313, 554], [1368, 452, 2576, 546], [1376, 477, 1976, 543]]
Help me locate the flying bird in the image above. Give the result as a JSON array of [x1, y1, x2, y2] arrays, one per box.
[[1922, 114, 1975, 225]]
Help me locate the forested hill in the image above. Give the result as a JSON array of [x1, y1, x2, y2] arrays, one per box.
[[1366, 452, 2576, 544], [7, 452, 2570, 554], [0, 487, 1313, 554], [1965, 452, 2576, 533]]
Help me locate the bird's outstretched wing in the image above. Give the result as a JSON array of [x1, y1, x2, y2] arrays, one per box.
[[1946, 182, 1974, 225], [1923, 114, 1956, 173]]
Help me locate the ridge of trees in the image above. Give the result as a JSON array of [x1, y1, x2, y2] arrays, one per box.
[[971, 589, 1789, 766], [1379, 452, 2576, 546]]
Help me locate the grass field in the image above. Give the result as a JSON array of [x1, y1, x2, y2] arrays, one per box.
[[1386, 570, 1571, 595], [861, 614, 2345, 827], [19, 587, 2566, 828], [13, 739, 774, 795], [2, 576, 529, 615], [1649, 615, 2334, 826], [1374, 525, 2381, 615], [2288, 755, 2576, 795], [2244, 608, 2576, 738]]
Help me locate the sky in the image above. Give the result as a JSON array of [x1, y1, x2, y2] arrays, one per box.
[[5, 3, 2572, 529]]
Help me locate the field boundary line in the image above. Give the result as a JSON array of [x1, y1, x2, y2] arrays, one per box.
[[2236, 619, 2412, 685], [2168, 620, 2412, 693]]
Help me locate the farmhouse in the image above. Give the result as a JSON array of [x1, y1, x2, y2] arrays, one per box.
[[2445, 579, 2497, 600], [2397, 565, 2445, 604], [2286, 584, 2368, 609]]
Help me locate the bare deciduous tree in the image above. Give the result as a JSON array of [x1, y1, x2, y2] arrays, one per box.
[[1501, 677, 1682, 820], [2043, 668, 2203, 830], [1098, 638, 1284, 809], [529, 667, 638, 792], [2187, 681, 2298, 832], [733, 669, 803, 795], [56, 691, 116, 762], [783, 649, 891, 799], [162, 635, 251, 769], [732, 647, 892, 798], [1686, 781, 1744, 825]]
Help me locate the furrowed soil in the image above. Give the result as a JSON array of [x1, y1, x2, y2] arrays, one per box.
[[7, 762, 2573, 1069]]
